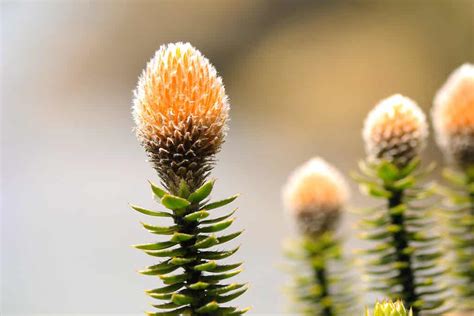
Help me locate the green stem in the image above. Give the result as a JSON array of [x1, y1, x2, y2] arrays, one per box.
[[314, 263, 333, 316], [387, 189, 419, 316], [174, 203, 203, 315]]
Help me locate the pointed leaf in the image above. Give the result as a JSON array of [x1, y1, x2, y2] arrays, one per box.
[[188, 180, 214, 203], [134, 241, 177, 251], [161, 194, 190, 210], [199, 218, 234, 233], [149, 181, 167, 199], [170, 232, 194, 242], [201, 209, 237, 224], [130, 204, 173, 217], [183, 210, 210, 222], [217, 231, 243, 244], [141, 223, 178, 235], [200, 247, 240, 260], [202, 195, 239, 210]]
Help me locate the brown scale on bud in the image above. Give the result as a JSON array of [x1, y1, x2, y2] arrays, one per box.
[[283, 158, 349, 236], [132, 42, 229, 193], [363, 94, 428, 167], [432, 63, 474, 169]]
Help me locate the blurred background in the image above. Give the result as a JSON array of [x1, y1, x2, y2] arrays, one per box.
[[1, 0, 473, 315]]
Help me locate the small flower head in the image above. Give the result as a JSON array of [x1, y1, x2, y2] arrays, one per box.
[[432, 63, 474, 169], [132, 42, 229, 193], [366, 300, 412, 316], [283, 157, 349, 236], [363, 94, 428, 167]]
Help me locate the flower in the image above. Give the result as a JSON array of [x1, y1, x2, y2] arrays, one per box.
[[432, 63, 474, 169], [132, 42, 229, 193], [282, 157, 349, 235], [363, 94, 428, 167]]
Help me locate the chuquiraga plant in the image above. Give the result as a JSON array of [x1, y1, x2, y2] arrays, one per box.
[[365, 300, 413, 316], [131, 42, 248, 315], [354, 94, 449, 315], [432, 63, 474, 312], [283, 157, 356, 316]]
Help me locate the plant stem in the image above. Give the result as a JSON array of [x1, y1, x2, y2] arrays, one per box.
[[387, 189, 419, 316], [174, 203, 202, 315], [314, 261, 333, 316]]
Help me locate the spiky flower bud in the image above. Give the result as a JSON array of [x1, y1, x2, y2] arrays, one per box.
[[366, 300, 413, 316], [363, 94, 428, 167], [432, 63, 474, 169], [132, 42, 229, 193], [283, 157, 349, 236]]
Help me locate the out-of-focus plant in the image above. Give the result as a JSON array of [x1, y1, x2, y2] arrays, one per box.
[[365, 300, 413, 316], [283, 157, 356, 316], [131, 42, 248, 315], [354, 95, 449, 315], [432, 63, 474, 312]]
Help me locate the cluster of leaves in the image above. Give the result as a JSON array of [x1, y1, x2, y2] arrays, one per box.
[[439, 166, 474, 311], [131, 179, 249, 316], [365, 300, 412, 316], [285, 232, 356, 316], [354, 158, 450, 315]]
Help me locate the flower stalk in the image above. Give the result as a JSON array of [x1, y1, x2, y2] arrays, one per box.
[[283, 158, 356, 315], [131, 42, 248, 315], [355, 95, 449, 315], [432, 63, 474, 312]]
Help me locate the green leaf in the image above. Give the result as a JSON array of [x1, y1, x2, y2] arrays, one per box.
[[207, 283, 246, 295], [200, 247, 240, 260], [134, 241, 177, 251], [201, 209, 237, 224], [202, 195, 239, 210], [442, 168, 467, 186], [141, 223, 178, 235], [392, 176, 415, 190], [161, 194, 191, 210], [201, 270, 242, 282], [194, 235, 219, 249], [145, 248, 187, 258], [217, 231, 243, 244], [215, 286, 248, 303], [188, 180, 214, 203], [377, 161, 399, 181], [199, 218, 234, 233], [146, 283, 185, 294], [196, 301, 219, 313], [212, 263, 243, 273], [146, 307, 190, 315], [188, 281, 210, 290], [160, 273, 188, 284], [183, 210, 210, 222], [170, 232, 194, 242], [149, 181, 167, 199], [169, 257, 195, 265], [130, 204, 173, 217], [359, 183, 392, 198], [139, 262, 178, 275], [171, 293, 194, 305], [194, 261, 218, 271]]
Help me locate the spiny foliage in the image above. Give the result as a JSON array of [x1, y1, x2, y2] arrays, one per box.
[[132, 179, 248, 315], [354, 158, 450, 315], [285, 232, 357, 316], [439, 166, 474, 311], [365, 300, 413, 316]]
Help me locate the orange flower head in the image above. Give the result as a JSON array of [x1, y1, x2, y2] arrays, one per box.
[[283, 158, 349, 236], [132, 42, 229, 193], [363, 94, 428, 167], [432, 63, 474, 168]]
